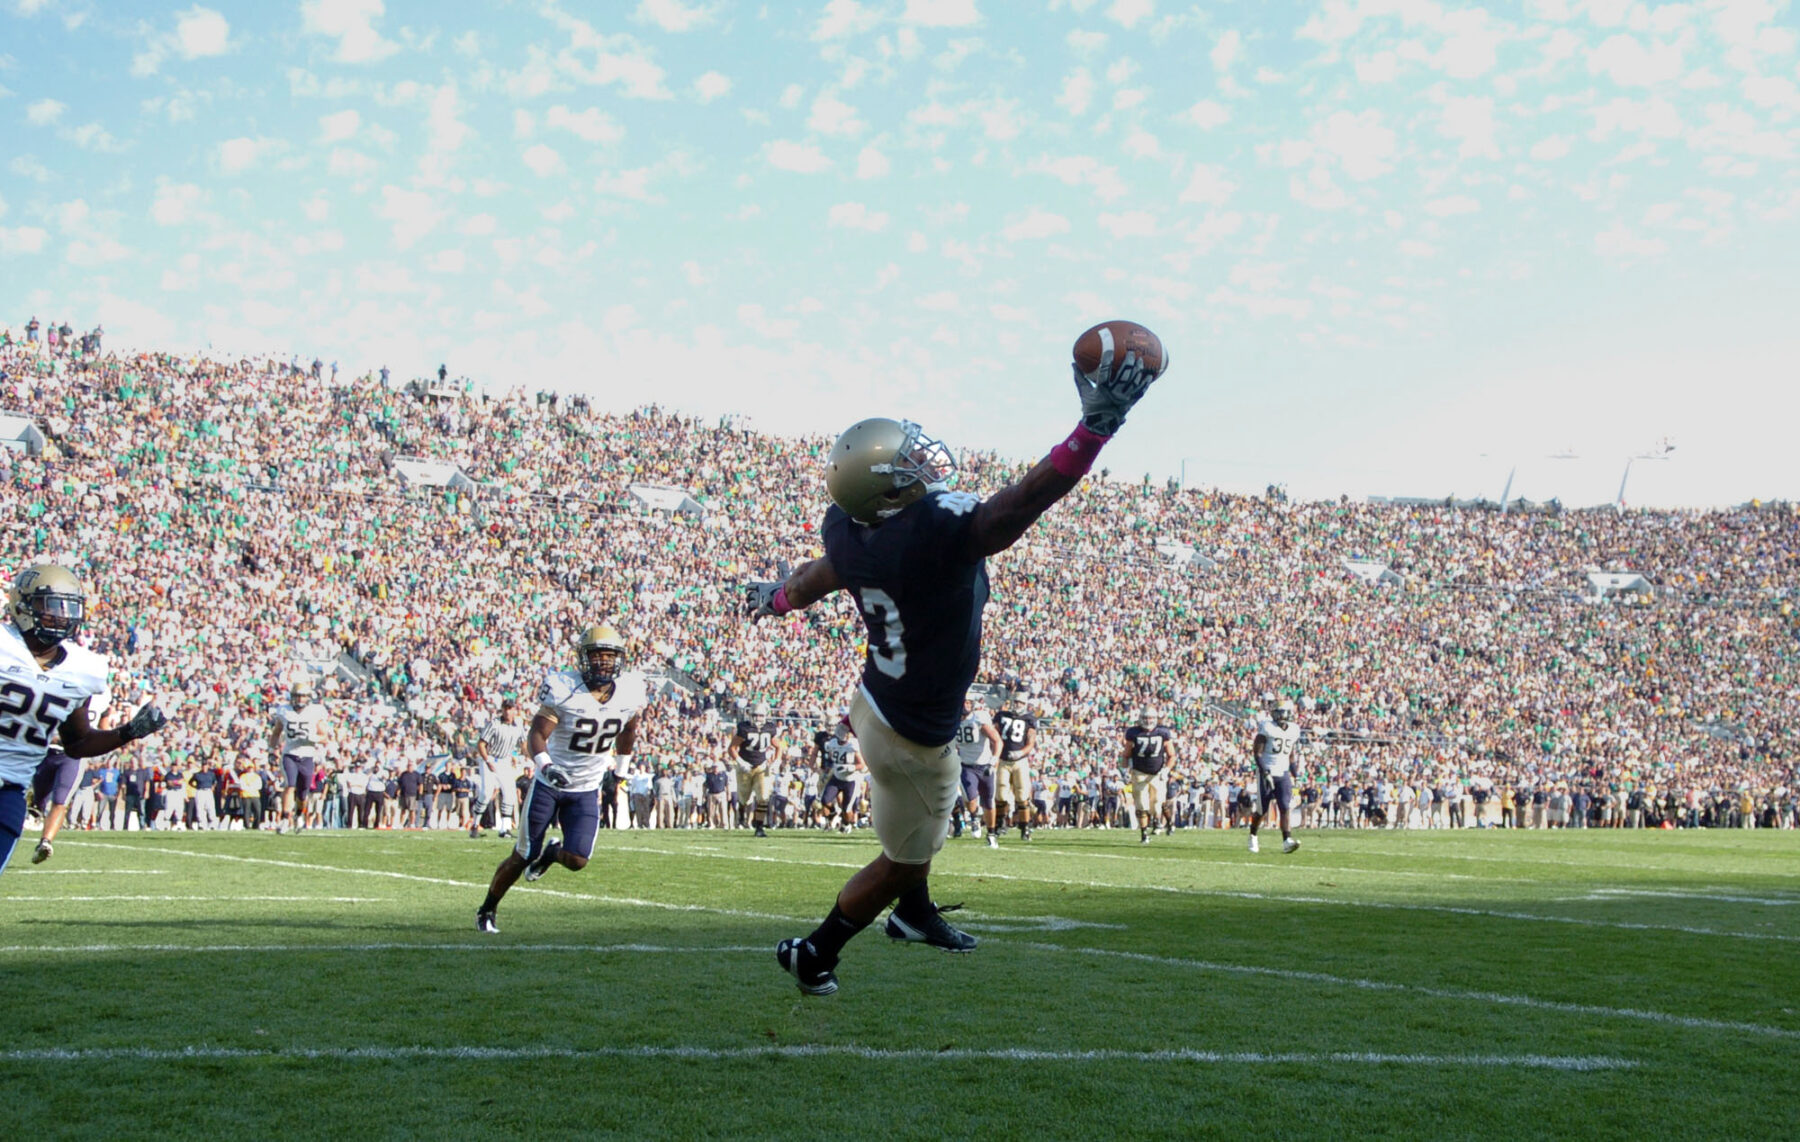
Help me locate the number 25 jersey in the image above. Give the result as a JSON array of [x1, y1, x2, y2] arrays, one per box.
[[536, 668, 650, 791], [0, 623, 109, 785], [821, 491, 989, 749]]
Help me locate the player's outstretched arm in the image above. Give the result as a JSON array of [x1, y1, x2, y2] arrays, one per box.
[[968, 320, 1168, 559], [745, 556, 843, 618], [59, 699, 166, 759]]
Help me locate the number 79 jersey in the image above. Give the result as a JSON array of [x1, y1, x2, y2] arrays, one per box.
[[821, 491, 990, 748], [536, 668, 651, 792]]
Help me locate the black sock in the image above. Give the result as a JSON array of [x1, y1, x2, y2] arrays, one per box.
[[894, 880, 933, 923], [806, 903, 869, 964], [1281, 829, 1292, 841], [480, 892, 500, 914]]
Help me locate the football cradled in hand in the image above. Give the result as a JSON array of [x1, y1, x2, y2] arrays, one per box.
[[1072, 320, 1166, 378]]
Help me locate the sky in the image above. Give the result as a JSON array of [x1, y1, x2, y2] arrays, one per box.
[[2, 0, 1798, 508]]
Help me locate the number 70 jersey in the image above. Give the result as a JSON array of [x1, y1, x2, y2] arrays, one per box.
[[536, 668, 651, 791]]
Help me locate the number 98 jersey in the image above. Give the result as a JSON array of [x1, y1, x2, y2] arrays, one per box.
[[536, 668, 650, 792]]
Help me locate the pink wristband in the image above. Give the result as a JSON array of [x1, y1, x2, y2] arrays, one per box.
[[771, 585, 794, 615], [1049, 423, 1110, 478]]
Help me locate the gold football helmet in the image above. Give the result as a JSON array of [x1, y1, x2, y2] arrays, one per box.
[[9, 563, 86, 650], [1273, 700, 1297, 727], [824, 417, 957, 524], [577, 624, 627, 689]]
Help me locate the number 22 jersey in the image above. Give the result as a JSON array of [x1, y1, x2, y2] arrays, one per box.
[[536, 668, 650, 791]]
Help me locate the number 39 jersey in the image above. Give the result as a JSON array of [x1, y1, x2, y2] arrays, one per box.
[[821, 491, 990, 748], [0, 623, 110, 785], [537, 668, 651, 792]]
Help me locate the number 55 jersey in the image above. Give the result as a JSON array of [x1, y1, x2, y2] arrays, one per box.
[[535, 668, 651, 791]]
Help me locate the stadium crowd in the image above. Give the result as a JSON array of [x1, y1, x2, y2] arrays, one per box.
[[2, 322, 1796, 838]]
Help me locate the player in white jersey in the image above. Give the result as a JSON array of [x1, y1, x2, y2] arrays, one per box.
[[477, 625, 648, 933], [470, 698, 528, 839], [953, 691, 1003, 847], [816, 719, 863, 832], [1247, 699, 1303, 854], [1, 565, 166, 874], [269, 681, 329, 831]]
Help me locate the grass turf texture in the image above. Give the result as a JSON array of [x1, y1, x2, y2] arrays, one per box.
[[4, 827, 1798, 1141]]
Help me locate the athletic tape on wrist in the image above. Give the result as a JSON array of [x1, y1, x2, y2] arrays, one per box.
[[771, 585, 794, 615], [1049, 423, 1110, 478]]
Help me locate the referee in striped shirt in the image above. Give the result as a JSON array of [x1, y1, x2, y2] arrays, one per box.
[[471, 699, 529, 838]]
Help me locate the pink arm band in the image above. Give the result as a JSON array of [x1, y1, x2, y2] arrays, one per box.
[[1049, 423, 1110, 478], [771, 585, 794, 615]]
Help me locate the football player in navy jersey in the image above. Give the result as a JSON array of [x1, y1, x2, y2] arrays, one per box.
[[1122, 710, 1177, 844], [994, 701, 1039, 841], [746, 327, 1168, 995]]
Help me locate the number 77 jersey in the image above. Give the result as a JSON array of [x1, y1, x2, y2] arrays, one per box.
[[821, 490, 990, 749], [535, 667, 651, 791]]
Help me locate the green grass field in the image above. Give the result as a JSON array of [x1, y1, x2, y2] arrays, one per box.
[[4, 825, 1798, 1140]]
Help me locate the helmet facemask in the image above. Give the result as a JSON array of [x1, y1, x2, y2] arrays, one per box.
[[11, 566, 86, 652]]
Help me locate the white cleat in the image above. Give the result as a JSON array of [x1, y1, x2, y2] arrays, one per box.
[[1247, 834, 1260, 854], [987, 834, 999, 849], [1282, 837, 1301, 854]]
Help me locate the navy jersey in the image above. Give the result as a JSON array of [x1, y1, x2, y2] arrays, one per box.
[[1125, 725, 1174, 776], [734, 720, 778, 766], [995, 709, 1037, 761], [821, 491, 989, 747]]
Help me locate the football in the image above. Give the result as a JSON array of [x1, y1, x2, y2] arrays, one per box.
[[1072, 320, 1165, 378]]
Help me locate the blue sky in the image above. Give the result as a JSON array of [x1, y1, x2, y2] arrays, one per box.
[[2, 0, 1797, 506]]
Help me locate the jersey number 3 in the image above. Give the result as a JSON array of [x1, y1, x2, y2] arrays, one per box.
[[858, 588, 908, 680]]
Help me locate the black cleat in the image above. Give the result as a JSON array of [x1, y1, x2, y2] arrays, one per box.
[[753, 825, 767, 838], [776, 938, 838, 996], [884, 902, 978, 953], [476, 910, 499, 935], [524, 839, 562, 882]]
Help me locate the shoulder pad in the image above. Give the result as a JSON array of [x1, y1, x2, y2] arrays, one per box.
[[539, 671, 577, 708]]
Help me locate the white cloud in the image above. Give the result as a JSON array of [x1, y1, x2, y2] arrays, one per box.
[[1056, 67, 1095, 115], [1530, 136, 1572, 160], [1424, 194, 1480, 217], [901, 0, 980, 27], [764, 139, 832, 173], [915, 290, 960, 310], [427, 249, 466, 273], [547, 104, 624, 144], [151, 181, 207, 226], [1399, 238, 1437, 258], [856, 145, 890, 179], [174, 7, 230, 58], [319, 109, 361, 142], [522, 143, 565, 177], [302, 196, 330, 222], [0, 226, 49, 254], [1438, 96, 1500, 160], [1594, 221, 1666, 258], [328, 148, 376, 178], [66, 235, 132, 267], [1107, 0, 1153, 29], [1355, 51, 1399, 84], [459, 213, 497, 236], [1314, 109, 1397, 178], [814, 0, 880, 40], [809, 92, 865, 136], [377, 185, 442, 248], [26, 98, 64, 125], [1590, 96, 1684, 140], [1122, 128, 1161, 159], [1434, 9, 1499, 79], [1587, 33, 1684, 86], [1030, 153, 1129, 202], [1097, 209, 1157, 237], [1067, 29, 1108, 53], [1001, 208, 1069, 240], [301, 0, 399, 64], [827, 202, 890, 231], [595, 168, 658, 201], [1212, 29, 1242, 73], [634, 0, 710, 33], [1178, 99, 1229, 129], [217, 136, 273, 174], [1179, 164, 1236, 206], [693, 70, 731, 102]]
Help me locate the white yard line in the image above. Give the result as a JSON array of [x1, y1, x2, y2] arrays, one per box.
[[1028, 944, 1800, 1042], [67, 840, 806, 924], [1581, 888, 1799, 906], [0, 942, 766, 955], [1343, 843, 1800, 879], [0, 896, 387, 904], [603, 844, 1800, 944], [9, 869, 168, 875], [0, 1043, 1636, 1071], [1019, 844, 1540, 884]]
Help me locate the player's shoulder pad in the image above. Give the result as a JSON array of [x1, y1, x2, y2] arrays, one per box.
[[538, 669, 579, 708], [57, 641, 111, 696]]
